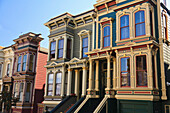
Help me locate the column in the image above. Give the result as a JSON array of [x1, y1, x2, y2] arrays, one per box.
[[113, 58, 116, 89], [82, 67, 87, 96], [95, 60, 99, 91], [74, 69, 79, 96], [148, 48, 153, 89], [106, 56, 111, 89], [67, 68, 73, 96], [61, 66, 65, 97], [88, 59, 93, 91], [63, 37, 67, 59]]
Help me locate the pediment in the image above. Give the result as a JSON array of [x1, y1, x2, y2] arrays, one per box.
[[49, 61, 58, 66], [69, 57, 81, 63]]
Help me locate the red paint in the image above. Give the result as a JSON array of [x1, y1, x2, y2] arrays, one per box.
[[97, 4, 106, 11], [108, 1, 116, 7], [134, 91, 151, 94], [117, 91, 132, 94]]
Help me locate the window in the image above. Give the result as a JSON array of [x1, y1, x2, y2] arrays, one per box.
[[50, 41, 56, 60], [25, 83, 31, 102], [29, 55, 34, 72], [136, 55, 147, 87], [17, 56, 22, 72], [7, 63, 10, 76], [120, 15, 130, 39], [67, 39, 71, 59], [82, 37, 88, 58], [58, 39, 64, 58], [14, 83, 18, 98], [48, 73, 53, 96], [55, 73, 62, 96], [22, 55, 27, 71], [163, 15, 168, 40], [103, 26, 110, 47], [64, 73, 68, 95], [121, 57, 130, 87], [135, 11, 146, 37], [19, 83, 24, 101], [150, 11, 153, 36], [0, 64, 2, 78]]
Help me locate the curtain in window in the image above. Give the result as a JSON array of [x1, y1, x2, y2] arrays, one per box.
[[48, 74, 54, 96], [82, 37, 88, 58], [22, 55, 27, 71], [120, 15, 129, 39], [56, 73, 62, 96], [17, 56, 21, 72], [58, 39, 64, 58], [136, 55, 147, 86], [121, 57, 130, 87], [103, 26, 110, 47], [135, 11, 146, 36]]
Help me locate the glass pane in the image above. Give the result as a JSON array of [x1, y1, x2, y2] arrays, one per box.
[[83, 37, 88, 47], [22, 55, 27, 71], [48, 84, 53, 90], [58, 39, 64, 49], [19, 92, 23, 101], [56, 73, 62, 83], [25, 83, 31, 102], [29, 55, 34, 71], [18, 56, 22, 63], [7, 63, 10, 75], [121, 57, 130, 87], [121, 27, 129, 39], [135, 11, 145, 24], [58, 49, 63, 58], [136, 23, 145, 36], [83, 47, 88, 57], [48, 74, 54, 83], [23, 55, 27, 62], [17, 56, 21, 72], [104, 36, 110, 47], [104, 26, 110, 36], [56, 84, 61, 95], [136, 55, 147, 86], [48, 92, 52, 96], [120, 15, 129, 27], [50, 41, 56, 51]]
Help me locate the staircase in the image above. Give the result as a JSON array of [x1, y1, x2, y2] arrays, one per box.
[[93, 96, 109, 113], [50, 96, 77, 113], [75, 98, 102, 113]]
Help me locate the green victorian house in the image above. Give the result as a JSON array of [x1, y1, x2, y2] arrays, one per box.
[[42, 0, 170, 113]]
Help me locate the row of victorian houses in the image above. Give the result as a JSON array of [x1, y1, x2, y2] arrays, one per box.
[[0, 0, 170, 113]]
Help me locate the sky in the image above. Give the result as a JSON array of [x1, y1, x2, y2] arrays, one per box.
[[0, 0, 96, 48], [0, 0, 169, 49]]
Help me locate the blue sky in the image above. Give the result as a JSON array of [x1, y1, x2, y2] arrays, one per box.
[[0, 0, 169, 48]]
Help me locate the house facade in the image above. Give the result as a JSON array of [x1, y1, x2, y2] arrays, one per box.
[[43, 0, 170, 113], [0, 32, 48, 113]]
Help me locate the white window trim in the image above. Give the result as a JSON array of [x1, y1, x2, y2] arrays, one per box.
[[78, 30, 91, 59]]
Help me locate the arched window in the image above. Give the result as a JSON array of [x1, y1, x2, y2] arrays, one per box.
[[103, 26, 110, 47], [120, 15, 130, 40], [47, 73, 54, 96], [135, 11, 146, 37], [55, 73, 62, 96]]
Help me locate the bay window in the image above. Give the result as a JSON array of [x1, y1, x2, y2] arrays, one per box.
[[22, 55, 27, 71], [135, 11, 146, 37], [50, 41, 56, 60], [17, 56, 21, 72], [136, 55, 147, 87], [121, 57, 130, 87], [55, 73, 62, 96], [120, 15, 130, 40], [103, 26, 110, 47], [58, 39, 64, 58], [47, 73, 53, 96], [82, 37, 88, 58]]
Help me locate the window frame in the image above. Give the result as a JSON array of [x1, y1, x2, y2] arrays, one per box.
[[136, 55, 148, 87], [19, 83, 24, 102], [17, 56, 22, 72], [120, 15, 130, 40], [66, 39, 71, 59], [82, 37, 88, 58], [29, 54, 34, 72], [55, 72, 62, 96], [22, 54, 27, 71], [163, 14, 168, 40], [120, 57, 131, 87], [25, 82, 31, 102], [50, 41, 56, 60], [47, 73, 54, 96], [58, 39, 64, 59], [103, 25, 110, 48], [135, 10, 146, 37]]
